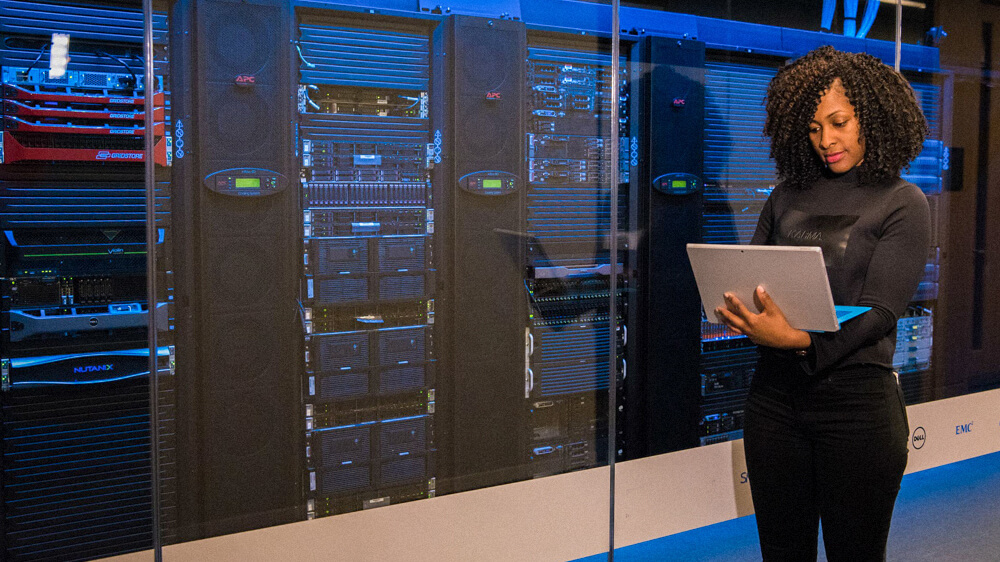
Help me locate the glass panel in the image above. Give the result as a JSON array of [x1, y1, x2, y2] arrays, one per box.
[[611, 0, 992, 559], [931, 0, 1000, 398], [151, 1, 616, 560], [611, 1, 955, 462], [0, 0, 157, 560]]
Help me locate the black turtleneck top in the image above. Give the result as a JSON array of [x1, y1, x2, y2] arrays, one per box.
[[750, 169, 932, 375]]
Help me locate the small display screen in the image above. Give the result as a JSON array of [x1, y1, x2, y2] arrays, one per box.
[[482, 179, 503, 189], [671, 180, 688, 189], [235, 177, 261, 188]]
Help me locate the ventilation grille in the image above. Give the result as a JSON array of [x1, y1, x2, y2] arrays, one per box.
[[704, 61, 778, 186], [0, 1, 168, 44], [299, 22, 429, 90]]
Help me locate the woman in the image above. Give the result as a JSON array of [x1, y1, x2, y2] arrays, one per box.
[[714, 46, 931, 561]]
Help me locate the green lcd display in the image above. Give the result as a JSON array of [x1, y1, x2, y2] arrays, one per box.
[[671, 180, 688, 189], [235, 177, 261, 188], [482, 179, 503, 189]]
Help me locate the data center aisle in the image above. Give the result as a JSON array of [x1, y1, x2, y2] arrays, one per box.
[[575, 451, 1000, 562]]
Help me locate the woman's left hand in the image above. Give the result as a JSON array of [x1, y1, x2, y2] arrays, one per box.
[[714, 286, 812, 350]]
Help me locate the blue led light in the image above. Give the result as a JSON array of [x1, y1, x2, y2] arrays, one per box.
[[11, 371, 150, 386]]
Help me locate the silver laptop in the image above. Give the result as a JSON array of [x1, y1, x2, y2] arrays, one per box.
[[686, 243, 869, 332]]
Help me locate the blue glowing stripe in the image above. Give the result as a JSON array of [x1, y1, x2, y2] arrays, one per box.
[[10, 371, 150, 387], [9, 347, 169, 369], [3, 229, 167, 247], [314, 420, 380, 432], [380, 414, 427, 424]]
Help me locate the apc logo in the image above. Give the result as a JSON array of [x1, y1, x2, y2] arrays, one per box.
[[912, 427, 926, 449], [235, 74, 256, 86], [74, 364, 113, 374], [485, 91, 502, 100]]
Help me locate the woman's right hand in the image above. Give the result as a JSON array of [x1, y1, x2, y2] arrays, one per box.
[[715, 286, 812, 350]]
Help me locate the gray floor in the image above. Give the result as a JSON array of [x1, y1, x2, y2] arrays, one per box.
[[577, 451, 1000, 561]]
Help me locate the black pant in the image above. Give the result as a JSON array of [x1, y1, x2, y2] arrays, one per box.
[[743, 362, 909, 562]]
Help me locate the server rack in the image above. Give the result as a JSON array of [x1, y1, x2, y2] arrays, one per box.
[[895, 78, 945, 405], [0, 1, 174, 559], [523, 33, 628, 472], [296, 11, 437, 515], [695, 54, 780, 447]]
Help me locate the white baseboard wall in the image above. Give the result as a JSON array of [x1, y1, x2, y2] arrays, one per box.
[[102, 388, 1000, 562]]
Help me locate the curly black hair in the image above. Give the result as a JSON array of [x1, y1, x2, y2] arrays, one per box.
[[763, 46, 928, 189]]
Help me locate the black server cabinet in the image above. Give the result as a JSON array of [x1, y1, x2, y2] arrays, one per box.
[[169, 0, 303, 539], [626, 37, 706, 456], [0, 1, 175, 559], [431, 15, 528, 492]]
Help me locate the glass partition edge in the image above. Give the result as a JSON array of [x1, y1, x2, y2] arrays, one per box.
[[143, 0, 163, 559]]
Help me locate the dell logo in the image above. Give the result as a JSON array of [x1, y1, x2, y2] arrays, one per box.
[[956, 422, 974, 435], [912, 426, 926, 449]]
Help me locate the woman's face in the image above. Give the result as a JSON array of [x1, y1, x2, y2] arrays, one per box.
[[809, 78, 866, 174]]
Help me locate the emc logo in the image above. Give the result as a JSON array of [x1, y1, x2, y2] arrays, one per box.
[[911, 426, 926, 449]]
